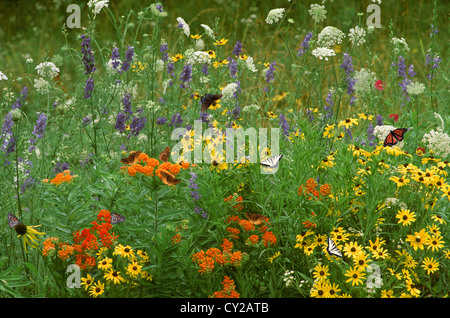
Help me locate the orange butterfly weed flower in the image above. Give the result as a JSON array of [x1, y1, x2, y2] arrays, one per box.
[[50, 170, 76, 185], [210, 276, 240, 298], [320, 183, 331, 196], [192, 239, 247, 274], [224, 194, 244, 211], [171, 233, 182, 244], [57, 243, 75, 260], [262, 231, 277, 247], [302, 220, 316, 228], [226, 227, 240, 239], [42, 237, 59, 256], [221, 238, 234, 252], [246, 235, 259, 246], [306, 178, 317, 190], [238, 219, 255, 232]]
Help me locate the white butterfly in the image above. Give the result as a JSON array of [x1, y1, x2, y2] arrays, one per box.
[[260, 155, 283, 169], [326, 237, 342, 258]]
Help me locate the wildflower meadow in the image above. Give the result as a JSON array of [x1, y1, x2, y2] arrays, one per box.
[[0, 0, 449, 304]]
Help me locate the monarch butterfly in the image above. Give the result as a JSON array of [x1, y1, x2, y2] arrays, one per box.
[[160, 170, 181, 186], [159, 147, 170, 163], [121, 151, 142, 165], [383, 128, 407, 147], [7, 213, 21, 228], [326, 237, 342, 258], [200, 94, 222, 112], [245, 212, 268, 225], [260, 155, 283, 169], [111, 212, 126, 225]]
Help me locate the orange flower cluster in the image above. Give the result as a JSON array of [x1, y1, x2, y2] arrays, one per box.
[[42, 210, 119, 270], [224, 193, 244, 211], [298, 177, 331, 200], [121, 152, 191, 182], [225, 215, 276, 247], [191, 238, 248, 274], [210, 276, 240, 298], [43, 170, 76, 185]]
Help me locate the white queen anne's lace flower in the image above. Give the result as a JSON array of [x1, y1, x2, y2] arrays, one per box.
[[317, 26, 345, 47], [243, 104, 260, 113], [391, 37, 410, 54], [406, 81, 425, 96], [309, 4, 327, 23], [35, 62, 60, 78], [266, 8, 285, 24], [312, 47, 336, 61], [200, 24, 214, 38], [348, 26, 366, 47], [221, 83, 239, 102], [0, 71, 7, 80], [354, 68, 377, 94], [244, 56, 257, 72], [177, 17, 190, 37], [421, 113, 450, 157], [88, 0, 109, 15]]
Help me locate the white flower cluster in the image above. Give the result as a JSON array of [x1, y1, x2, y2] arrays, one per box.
[[266, 8, 285, 24], [0, 71, 7, 80], [384, 197, 408, 210], [33, 78, 49, 93], [354, 68, 377, 94], [312, 47, 336, 61], [149, 3, 167, 18], [221, 83, 239, 102], [421, 113, 450, 158], [185, 49, 211, 65], [348, 26, 366, 47], [406, 81, 426, 96], [35, 61, 60, 78], [283, 270, 295, 287], [244, 56, 257, 72], [177, 17, 190, 37], [317, 26, 345, 47], [309, 4, 327, 23], [242, 104, 260, 113], [87, 0, 109, 15], [391, 37, 410, 54], [200, 24, 215, 38]]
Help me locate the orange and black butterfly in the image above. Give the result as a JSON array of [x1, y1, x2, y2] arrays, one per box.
[[160, 171, 181, 186], [111, 212, 126, 225], [383, 128, 407, 147], [121, 151, 142, 165], [7, 213, 21, 228], [245, 212, 268, 225], [201, 94, 222, 112], [159, 147, 170, 163]]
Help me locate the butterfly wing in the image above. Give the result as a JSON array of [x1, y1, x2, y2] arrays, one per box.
[[245, 212, 267, 225], [159, 147, 170, 163], [7, 213, 21, 228], [111, 212, 126, 225], [392, 128, 407, 142], [160, 171, 181, 186], [383, 128, 407, 147], [326, 237, 342, 258], [260, 155, 283, 168], [201, 94, 222, 112], [121, 151, 142, 165]]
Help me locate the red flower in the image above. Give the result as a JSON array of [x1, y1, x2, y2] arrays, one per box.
[[375, 79, 385, 91], [389, 113, 399, 122]]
